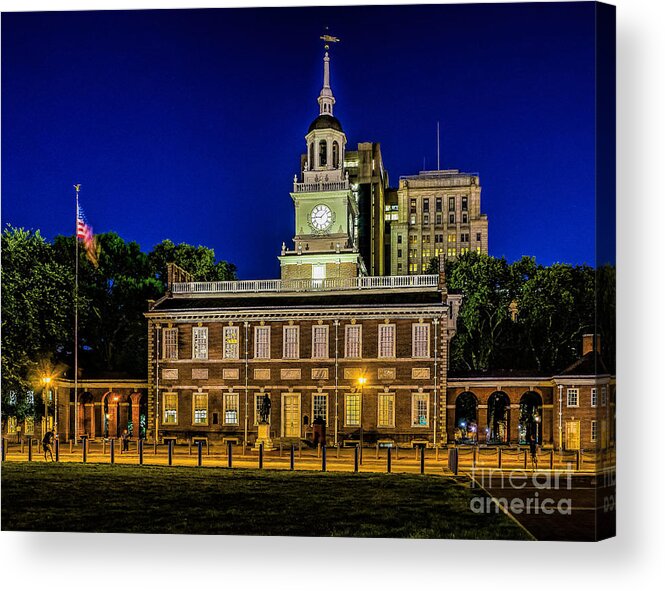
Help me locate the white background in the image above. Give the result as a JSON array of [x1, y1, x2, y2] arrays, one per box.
[[1, 0, 663, 588]]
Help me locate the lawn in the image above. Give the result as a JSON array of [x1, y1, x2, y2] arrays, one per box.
[[1, 463, 531, 539]]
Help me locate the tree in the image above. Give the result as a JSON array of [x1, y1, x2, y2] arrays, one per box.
[[148, 239, 237, 289]]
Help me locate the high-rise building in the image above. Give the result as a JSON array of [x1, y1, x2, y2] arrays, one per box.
[[390, 170, 489, 275]]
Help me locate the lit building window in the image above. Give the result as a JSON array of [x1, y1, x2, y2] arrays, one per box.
[[254, 326, 271, 359], [447, 247, 457, 257], [193, 393, 208, 425], [412, 323, 430, 358], [378, 393, 395, 428], [567, 388, 579, 407], [447, 234, 456, 243], [412, 393, 429, 426], [410, 214, 416, 225], [423, 213, 429, 225], [312, 325, 329, 359], [345, 393, 361, 426], [345, 324, 362, 358], [283, 326, 300, 359], [313, 394, 328, 423], [591, 420, 597, 442], [378, 324, 396, 358], [7, 416, 17, 434], [24, 416, 35, 435], [460, 247, 470, 255], [224, 393, 239, 425], [223, 326, 240, 359], [192, 327, 208, 360], [409, 263, 418, 272], [163, 328, 178, 360], [476, 247, 481, 254], [163, 393, 178, 424]]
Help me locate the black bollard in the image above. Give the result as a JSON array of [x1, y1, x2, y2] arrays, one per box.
[[259, 443, 264, 469], [28, 437, 33, 462], [322, 445, 327, 472], [420, 445, 425, 474], [168, 440, 173, 466], [110, 438, 115, 464], [82, 437, 87, 463], [139, 439, 144, 465], [290, 444, 295, 471], [387, 447, 392, 473], [55, 439, 60, 462], [197, 441, 203, 467], [1, 437, 5, 462], [354, 445, 359, 473], [227, 441, 233, 468]]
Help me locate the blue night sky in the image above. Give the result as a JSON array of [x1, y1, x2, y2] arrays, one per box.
[[2, 3, 606, 279]]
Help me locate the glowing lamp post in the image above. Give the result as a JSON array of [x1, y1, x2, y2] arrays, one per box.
[[42, 376, 52, 434]]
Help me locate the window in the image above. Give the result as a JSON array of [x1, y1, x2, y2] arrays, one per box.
[[255, 394, 271, 425], [412, 323, 430, 358], [319, 140, 327, 167], [461, 233, 469, 243], [448, 197, 455, 211], [423, 234, 430, 244], [312, 325, 329, 359], [26, 391, 34, 405], [7, 416, 17, 434], [409, 234, 418, 243], [397, 249, 403, 258], [462, 196, 468, 211], [447, 247, 457, 257], [283, 325, 300, 359], [601, 386, 608, 406], [410, 214, 416, 225], [409, 262, 419, 273], [447, 234, 456, 243], [223, 326, 240, 359], [163, 393, 178, 424], [412, 393, 429, 426], [422, 249, 431, 259], [591, 388, 597, 407], [397, 263, 403, 273], [24, 416, 35, 435], [423, 213, 429, 225], [449, 213, 455, 224], [460, 247, 470, 255], [224, 393, 239, 425], [410, 199, 417, 214], [436, 213, 442, 225], [193, 393, 208, 425], [192, 327, 208, 360], [332, 141, 339, 168], [378, 393, 395, 428], [345, 393, 361, 426], [254, 326, 271, 359], [476, 232, 481, 242], [476, 246, 481, 254], [462, 213, 468, 224], [163, 328, 178, 360], [436, 197, 442, 212], [591, 420, 597, 442], [423, 198, 430, 212], [345, 324, 362, 358], [313, 394, 328, 423], [378, 324, 396, 358], [397, 234, 403, 244], [567, 388, 579, 407]]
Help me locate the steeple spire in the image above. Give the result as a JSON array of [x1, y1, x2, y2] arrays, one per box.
[[318, 31, 339, 116]]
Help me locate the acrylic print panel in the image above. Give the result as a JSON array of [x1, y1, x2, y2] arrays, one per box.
[[1, 2, 615, 541]]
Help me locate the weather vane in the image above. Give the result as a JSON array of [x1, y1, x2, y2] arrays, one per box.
[[320, 27, 340, 50]]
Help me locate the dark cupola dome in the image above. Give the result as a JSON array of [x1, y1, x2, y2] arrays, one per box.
[[308, 114, 343, 134]]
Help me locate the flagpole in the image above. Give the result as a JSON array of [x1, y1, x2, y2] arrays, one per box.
[[74, 184, 80, 445]]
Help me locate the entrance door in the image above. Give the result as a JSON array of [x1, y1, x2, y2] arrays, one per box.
[[283, 394, 301, 438], [565, 421, 580, 450]]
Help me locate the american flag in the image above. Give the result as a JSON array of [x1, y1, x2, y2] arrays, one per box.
[[76, 202, 98, 267]]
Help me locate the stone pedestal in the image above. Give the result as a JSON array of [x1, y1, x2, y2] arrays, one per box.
[[254, 422, 274, 451]]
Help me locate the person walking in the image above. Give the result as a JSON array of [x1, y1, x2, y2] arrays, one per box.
[[42, 430, 55, 462], [529, 434, 538, 470], [121, 429, 130, 452]]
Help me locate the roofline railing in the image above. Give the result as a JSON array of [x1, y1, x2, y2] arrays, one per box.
[[172, 275, 439, 295]]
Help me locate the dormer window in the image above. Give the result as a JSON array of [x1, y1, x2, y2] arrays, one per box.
[[319, 140, 327, 167]]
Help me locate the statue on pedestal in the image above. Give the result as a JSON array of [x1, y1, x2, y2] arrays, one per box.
[[259, 393, 271, 424]]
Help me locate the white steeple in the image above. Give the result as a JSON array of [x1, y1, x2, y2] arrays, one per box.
[[317, 51, 336, 116]]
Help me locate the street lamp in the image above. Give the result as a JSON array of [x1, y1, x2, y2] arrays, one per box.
[[356, 377, 366, 457]]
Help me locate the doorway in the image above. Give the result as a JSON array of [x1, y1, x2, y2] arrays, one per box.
[[282, 394, 301, 438]]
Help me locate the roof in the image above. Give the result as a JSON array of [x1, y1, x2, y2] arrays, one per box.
[[151, 289, 444, 313], [308, 114, 343, 133], [557, 351, 609, 377]]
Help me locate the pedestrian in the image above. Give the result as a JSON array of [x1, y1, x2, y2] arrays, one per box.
[[529, 434, 538, 470], [43, 429, 55, 462], [121, 429, 130, 452]]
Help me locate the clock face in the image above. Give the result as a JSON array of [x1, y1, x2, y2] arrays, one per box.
[[310, 204, 333, 231]]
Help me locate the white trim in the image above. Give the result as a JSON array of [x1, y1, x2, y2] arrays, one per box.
[[192, 326, 208, 360], [412, 322, 430, 358], [411, 392, 429, 427], [192, 392, 208, 426], [344, 392, 362, 427], [566, 388, 579, 407], [223, 325, 240, 360], [283, 325, 300, 359], [162, 391, 178, 425], [254, 325, 271, 359], [311, 324, 329, 359], [312, 392, 328, 424], [344, 323, 362, 358], [377, 392, 395, 428], [223, 392, 239, 426]]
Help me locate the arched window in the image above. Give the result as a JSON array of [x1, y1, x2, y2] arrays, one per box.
[[319, 140, 327, 167], [309, 142, 314, 169], [332, 141, 339, 168]]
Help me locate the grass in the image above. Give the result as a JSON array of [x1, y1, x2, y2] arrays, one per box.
[[1, 463, 531, 539]]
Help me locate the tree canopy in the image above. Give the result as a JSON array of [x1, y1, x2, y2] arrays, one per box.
[[1, 227, 236, 421]]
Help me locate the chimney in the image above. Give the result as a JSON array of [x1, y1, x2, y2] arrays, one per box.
[[582, 334, 601, 356], [438, 253, 447, 297]]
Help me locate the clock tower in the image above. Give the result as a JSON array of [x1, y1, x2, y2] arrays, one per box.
[[279, 44, 366, 283]]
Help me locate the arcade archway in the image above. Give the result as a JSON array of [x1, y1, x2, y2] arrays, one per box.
[[454, 391, 478, 444], [487, 391, 511, 444], [518, 391, 543, 444]]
